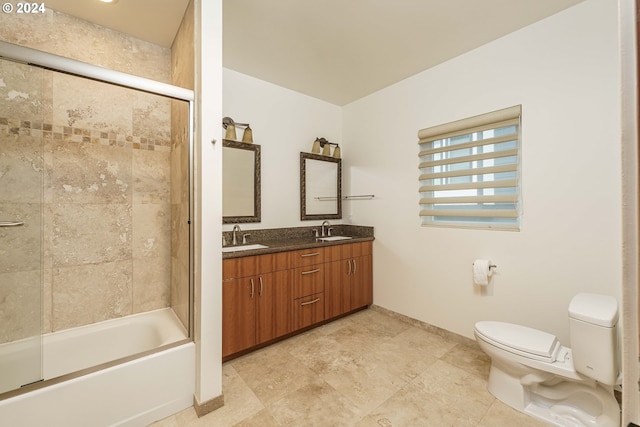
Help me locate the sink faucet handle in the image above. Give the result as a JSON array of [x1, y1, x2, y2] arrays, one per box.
[[312, 229, 319, 238], [327, 227, 333, 236], [222, 235, 226, 247], [242, 233, 251, 244]]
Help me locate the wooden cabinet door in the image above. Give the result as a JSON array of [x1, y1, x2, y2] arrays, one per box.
[[294, 293, 324, 329], [324, 259, 351, 319], [256, 270, 293, 344], [350, 254, 373, 310], [222, 277, 256, 357]]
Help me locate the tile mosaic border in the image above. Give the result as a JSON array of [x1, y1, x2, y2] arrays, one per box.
[[0, 117, 170, 152]]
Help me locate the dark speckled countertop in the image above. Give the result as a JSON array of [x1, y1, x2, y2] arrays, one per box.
[[222, 224, 374, 259]]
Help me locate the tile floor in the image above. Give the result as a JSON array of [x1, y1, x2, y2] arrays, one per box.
[[150, 307, 549, 427]]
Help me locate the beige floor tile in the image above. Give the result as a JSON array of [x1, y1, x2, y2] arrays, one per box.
[[267, 377, 363, 427], [230, 344, 319, 406], [148, 308, 559, 427], [287, 334, 361, 375], [190, 364, 264, 427], [440, 341, 491, 379], [366, 326, 454, 381], [478, 400, 552, 426], [319, 352, 407, 414], [414, 359, 494, 424], [355, 382, 463, 427], [232, 408, 280, 427]]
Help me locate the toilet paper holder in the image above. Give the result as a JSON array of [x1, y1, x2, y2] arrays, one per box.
[[472, 263, 497, 269]]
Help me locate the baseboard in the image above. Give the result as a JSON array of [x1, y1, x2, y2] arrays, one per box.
[[193, 393, 224, 418], [369, 304, 479, 348]]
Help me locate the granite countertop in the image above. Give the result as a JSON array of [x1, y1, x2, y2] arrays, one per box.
[[222, 224, 374, 259]]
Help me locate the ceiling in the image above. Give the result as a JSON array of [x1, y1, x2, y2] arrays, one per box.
[[45, 0, 586, 106]]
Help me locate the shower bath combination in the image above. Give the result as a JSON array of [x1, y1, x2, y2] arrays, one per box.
[[0, 40, 196, 426]]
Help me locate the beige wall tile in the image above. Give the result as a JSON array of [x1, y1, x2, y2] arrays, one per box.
[[0, 270, 41, 342], [0, 5, 181, 337], [52, 261, 132, 330], [0, 10, 170, 83], [0, 134, 44, 204], [133, 150, 170, 204], [49, 141, 132, 204], [0, 60, 44, 120], [0, 203, 42, 273], [132, 258, 170, 314], [51, 203, 132, 267]]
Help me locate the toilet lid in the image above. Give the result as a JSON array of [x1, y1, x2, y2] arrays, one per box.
[[475, 321, 560, 362]]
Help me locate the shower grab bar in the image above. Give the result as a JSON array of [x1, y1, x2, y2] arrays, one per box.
[[0, 221, 24, 227]]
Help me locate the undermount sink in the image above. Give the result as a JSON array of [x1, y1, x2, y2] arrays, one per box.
[[318, 236, 353, 242], [222, 244, 269, 253]]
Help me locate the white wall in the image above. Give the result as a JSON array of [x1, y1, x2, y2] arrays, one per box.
[[342, 0, 621, 344], [222, 69, 342, 230], [195, 0, 223, 406]]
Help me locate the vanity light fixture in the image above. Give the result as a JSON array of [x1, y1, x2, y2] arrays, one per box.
[[222, 116, 253, 143], [99, 0, 118, 3], [312, 137, 341, 158]]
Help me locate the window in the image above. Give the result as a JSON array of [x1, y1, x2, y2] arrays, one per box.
[[418, 105, 521, 230]]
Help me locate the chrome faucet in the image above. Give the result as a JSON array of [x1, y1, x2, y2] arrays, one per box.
[[232, 224, 241, 246], [321, 220, 331, 237]]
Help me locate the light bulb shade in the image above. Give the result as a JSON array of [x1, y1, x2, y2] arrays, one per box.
[[322, 143, 331, 156], [242, 126, 253, 143], [312, 139, 321, 153], [332, 146, 341, 159], [225, 124, 237, 141]]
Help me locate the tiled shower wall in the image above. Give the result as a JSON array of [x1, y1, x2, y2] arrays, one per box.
[[170, 0, 195, 331], [0, 9, 190, 340]]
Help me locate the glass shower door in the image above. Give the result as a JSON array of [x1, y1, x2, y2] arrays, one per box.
[[0, 58, 44, 394]]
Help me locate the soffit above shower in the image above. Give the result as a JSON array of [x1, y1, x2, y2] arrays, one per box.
[[43, 0, 586, 106], [43, 0, 190, 48]]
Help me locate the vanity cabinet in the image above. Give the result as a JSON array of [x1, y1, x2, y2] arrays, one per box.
[[324, 241, 373, 319], [222, 254, 293, 358], [222, 241, 372, 359]]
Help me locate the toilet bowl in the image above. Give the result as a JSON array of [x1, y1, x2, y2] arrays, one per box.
[[474, 293, 620, 427]]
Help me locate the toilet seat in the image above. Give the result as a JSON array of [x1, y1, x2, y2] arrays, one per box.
[[475, 321, 561, 363]]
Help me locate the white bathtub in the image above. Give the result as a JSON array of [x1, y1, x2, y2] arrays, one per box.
[[0, 308, 195, 427]]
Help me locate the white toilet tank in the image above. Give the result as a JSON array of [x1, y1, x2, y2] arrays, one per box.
[[568, 293, 619, 385]]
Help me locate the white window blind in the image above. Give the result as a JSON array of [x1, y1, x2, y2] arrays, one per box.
[[418, 105, 521, 230]]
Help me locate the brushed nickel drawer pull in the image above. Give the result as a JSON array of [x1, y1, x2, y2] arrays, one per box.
[[353, 258, 357, 274], [347, 259, 352, 275], [301, 269, 320, 275], [250, 278, 255, 299], [300, 252, 320, 257], [301, 298, 320, 306], [0, 221, 24, 227], [259, 276, 263, 297]]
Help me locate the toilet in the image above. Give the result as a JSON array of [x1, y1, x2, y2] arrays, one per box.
[[474, 293, 620, 427]]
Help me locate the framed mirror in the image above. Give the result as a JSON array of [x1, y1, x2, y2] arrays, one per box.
[[300, 152, 342, 220], [223, 139, 261, 223]]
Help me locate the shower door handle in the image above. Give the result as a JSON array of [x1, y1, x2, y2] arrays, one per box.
[[0, 221, 24, 227]]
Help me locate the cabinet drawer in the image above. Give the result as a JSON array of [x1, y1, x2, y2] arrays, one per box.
[[293, 265, 324, 298], [223, 254, 274, 280], [290, 247, 324, 267], [293, 293, 324, 330], [324, 241, 373, 262], [352, 241, 372, 258]]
